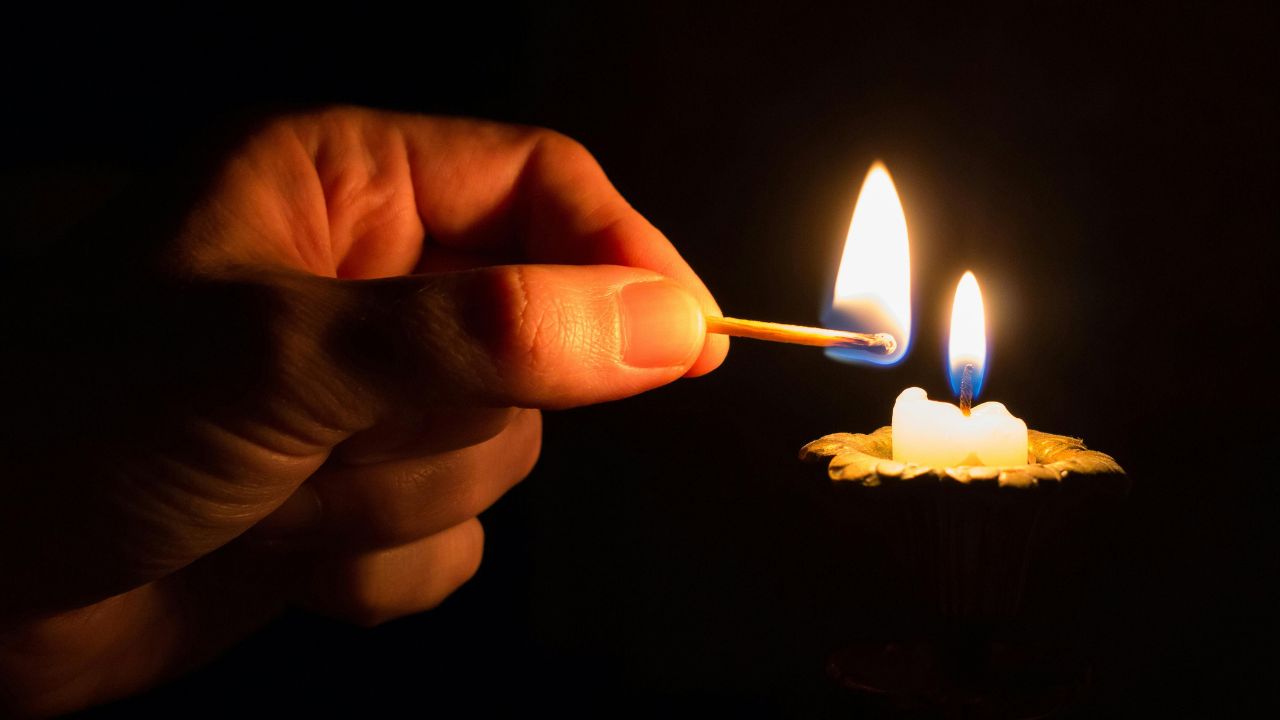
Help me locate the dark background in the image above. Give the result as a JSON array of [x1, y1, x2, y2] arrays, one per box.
[[3, 2, 1276, 716]]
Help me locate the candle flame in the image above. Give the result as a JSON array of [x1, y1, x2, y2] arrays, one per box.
[[948, 271, 986, 398], [823, 162, 911, 365]]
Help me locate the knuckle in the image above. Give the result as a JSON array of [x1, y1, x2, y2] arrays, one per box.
[[465, 266, 570, 384], [525, 128, 602, 183], [517, 293, 569, 382], [529, 127, 591, 161]]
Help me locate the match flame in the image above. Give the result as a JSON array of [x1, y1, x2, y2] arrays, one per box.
[[823, 162, 911, 365], [948, 271, 986, 398]]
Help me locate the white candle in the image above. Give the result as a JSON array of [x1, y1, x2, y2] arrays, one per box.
[[891, 271, 1029, 467], [891, 387, 1028, 467]]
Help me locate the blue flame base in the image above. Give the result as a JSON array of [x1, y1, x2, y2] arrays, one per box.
[[825, 346, 903, 366]]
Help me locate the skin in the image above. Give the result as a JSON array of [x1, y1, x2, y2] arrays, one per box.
[[0, 108, 728, 716]]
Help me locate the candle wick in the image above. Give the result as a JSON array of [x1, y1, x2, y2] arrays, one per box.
[[959, 363, 975, 416]]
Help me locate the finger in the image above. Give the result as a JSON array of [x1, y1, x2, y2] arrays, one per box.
[[300, 518, 484, 627], [255, 409, 540, 549], [201, 109, 727, 375]]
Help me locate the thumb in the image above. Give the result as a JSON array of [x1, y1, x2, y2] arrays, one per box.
[[323, 264, 711, 411]]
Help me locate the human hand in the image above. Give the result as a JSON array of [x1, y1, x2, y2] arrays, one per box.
[[0, 108, 726, 715]]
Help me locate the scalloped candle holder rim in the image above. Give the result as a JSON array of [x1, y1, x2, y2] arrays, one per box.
[[800, 426, 1126, 489]]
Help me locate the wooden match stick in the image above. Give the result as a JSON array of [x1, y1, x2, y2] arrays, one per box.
[[705, 316, 897, 354]]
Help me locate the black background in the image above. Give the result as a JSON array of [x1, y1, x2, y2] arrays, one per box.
[[3, 2, 1277, 716]]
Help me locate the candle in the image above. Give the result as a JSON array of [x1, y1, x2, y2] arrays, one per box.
[[891, 387, 1028, 467], [891, 272, 1028, 467]]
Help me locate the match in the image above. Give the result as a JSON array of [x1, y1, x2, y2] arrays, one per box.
[[705, 316, 897, 355]]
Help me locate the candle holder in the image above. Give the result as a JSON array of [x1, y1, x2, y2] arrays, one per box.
[[801, 427, 1127, 718]]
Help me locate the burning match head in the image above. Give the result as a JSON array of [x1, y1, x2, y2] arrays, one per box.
[[873, 333, 898, 355], [830, 332, 897, 354]]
